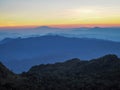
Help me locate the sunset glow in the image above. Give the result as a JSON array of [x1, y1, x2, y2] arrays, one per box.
[[0, 0, 120, 28]]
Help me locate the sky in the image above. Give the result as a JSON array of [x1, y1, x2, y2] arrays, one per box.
[[0, 0, 120, 28]]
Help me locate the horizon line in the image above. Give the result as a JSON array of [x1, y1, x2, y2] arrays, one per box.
[[0, 24, 120, 29]]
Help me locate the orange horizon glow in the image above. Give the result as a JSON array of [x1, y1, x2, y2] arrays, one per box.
[[0, 24, 120, 29], [51, 24, 120, 28]]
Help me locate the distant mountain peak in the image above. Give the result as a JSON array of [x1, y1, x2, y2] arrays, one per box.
[[91, 27, 102, 29], [35, 26, 53, 29], [93, 27, 101, 28]]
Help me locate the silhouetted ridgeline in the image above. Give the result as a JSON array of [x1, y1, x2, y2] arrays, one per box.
[[0, 54, 120, 90]]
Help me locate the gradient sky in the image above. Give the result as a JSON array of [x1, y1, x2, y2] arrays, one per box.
[[0, 0, 120, 28]]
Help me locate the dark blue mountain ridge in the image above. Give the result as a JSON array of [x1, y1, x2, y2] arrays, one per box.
[[0, 35, 120, 73], [0, 37, 19, 45]]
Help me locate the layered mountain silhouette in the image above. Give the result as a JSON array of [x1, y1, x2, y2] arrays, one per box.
[[0, 54, 120, 90], [0, 27, 120, 42], [0, 35, 120, 73]]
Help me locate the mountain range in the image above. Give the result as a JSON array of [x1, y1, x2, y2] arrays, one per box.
[[0, 35, 120, 73], [0, 27, 120, 41]]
